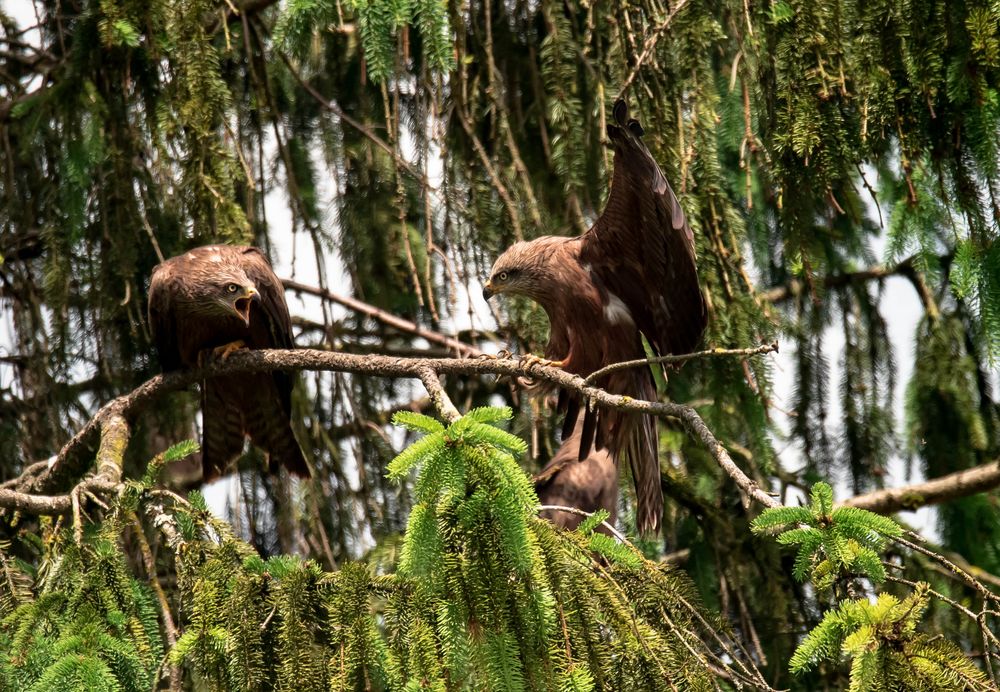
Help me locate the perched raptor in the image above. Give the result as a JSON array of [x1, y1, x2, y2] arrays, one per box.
[[483, 100, 706, 534], [536, 412, 618, 536], [148, 244, 310, 481]]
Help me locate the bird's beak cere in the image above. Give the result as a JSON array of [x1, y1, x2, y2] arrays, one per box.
[[234, 287, 259, 327], [482, 280, 494, 300]]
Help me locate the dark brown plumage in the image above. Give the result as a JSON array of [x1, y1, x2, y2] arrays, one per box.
[[148, 244, 310, 481], [536, 413, 618, 535], [484, 100, 706, 534]]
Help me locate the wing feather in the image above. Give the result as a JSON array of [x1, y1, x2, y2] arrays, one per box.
[[579, 99, 706, 357], [147, 263, 182, 371]]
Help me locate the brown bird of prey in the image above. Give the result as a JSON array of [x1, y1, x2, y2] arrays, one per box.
[[483, 100, 706, 534], [148, 244, 310, 481], [536, 412, 618, 536]]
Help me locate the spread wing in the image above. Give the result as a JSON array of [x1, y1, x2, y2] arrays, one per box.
[[579, 99, 706, 357]]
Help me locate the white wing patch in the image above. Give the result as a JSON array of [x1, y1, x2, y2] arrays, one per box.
[[604, 293, 634, 327]]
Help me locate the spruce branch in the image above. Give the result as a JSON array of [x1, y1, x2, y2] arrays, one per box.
[[536, 504, 629, 544], [415, 366, 460, 423]]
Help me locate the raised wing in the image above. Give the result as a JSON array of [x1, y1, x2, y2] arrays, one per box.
[[579, 99, 706, 357]]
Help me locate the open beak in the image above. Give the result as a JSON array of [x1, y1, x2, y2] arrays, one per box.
[[482, 280, 494, 300], [234, 287, 259, 327]]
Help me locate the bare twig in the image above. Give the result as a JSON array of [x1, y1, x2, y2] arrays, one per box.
[[583, 342, 778, 384], [283, 279, 481, 357], [617, 0, 692, 98]]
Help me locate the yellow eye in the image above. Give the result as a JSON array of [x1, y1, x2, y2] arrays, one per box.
[[227, 283, 239, 293], [498, 271, 509, 282]]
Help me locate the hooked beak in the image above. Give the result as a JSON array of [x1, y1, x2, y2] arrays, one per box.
[[234, 287, 259, 327], [482, 281, 494, 300]]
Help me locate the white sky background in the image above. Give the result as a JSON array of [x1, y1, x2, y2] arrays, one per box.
[[0, 0, 942, 540]]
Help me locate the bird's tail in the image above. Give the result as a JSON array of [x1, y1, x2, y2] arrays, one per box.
[[202, 377, 248, 483], [242, 380, 310, 478], [604, 367, 663, 536]]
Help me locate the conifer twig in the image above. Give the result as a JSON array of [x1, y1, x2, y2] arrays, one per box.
[[283, 279, 481, 357], [416, 367, 460, 423], [617, 0, 692, 98]]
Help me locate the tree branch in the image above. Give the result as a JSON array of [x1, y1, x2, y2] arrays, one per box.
[[416, 366, 460, 423], [20, 349, 777, 513], [617, 0, 693, 98], [283, 279, 482, 357], [843, 460, 1000, 514], [583, 342, 778, 384], [1, 414, 127, 514]]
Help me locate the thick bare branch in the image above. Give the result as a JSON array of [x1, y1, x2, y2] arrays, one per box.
[[22, 349, 777, 512], [2, 414, 128, 514], [843, 460, 1000, 514]]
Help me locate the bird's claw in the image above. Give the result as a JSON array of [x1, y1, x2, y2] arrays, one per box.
[[521, 354, 564, 370], [212, 340, 248, 362]]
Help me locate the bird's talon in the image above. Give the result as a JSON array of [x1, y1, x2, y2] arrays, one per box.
[[477, 348, 514, 361], [521, 354, 565, 370], [213, 340, 248, 362]]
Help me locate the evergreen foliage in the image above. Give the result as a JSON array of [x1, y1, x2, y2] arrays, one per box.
[[755, 481, 989, 690], [5, 0, 1000, 687], [790, 583, 989, 691], [752, 481, 902, 588]]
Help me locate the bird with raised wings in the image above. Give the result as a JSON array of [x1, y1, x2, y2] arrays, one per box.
[[483, 100, 706, 534], [148, 245, 310, 482]]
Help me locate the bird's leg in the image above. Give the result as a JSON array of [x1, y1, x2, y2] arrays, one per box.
[[212, 340, 248, 362], [520, 354, 566, 370]]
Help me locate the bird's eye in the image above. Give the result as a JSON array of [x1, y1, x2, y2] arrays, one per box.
[[227, 283, 239, 293], [498, 271, 509, 282]]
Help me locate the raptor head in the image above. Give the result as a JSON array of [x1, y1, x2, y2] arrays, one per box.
[[212, 270, 259, 327], [483, 239, 562, 303]]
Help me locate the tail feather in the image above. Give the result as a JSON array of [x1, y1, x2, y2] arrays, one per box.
[[243, 376, 310, 478], [201, 378, 247, 482], [605, 368, 662, 535]]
